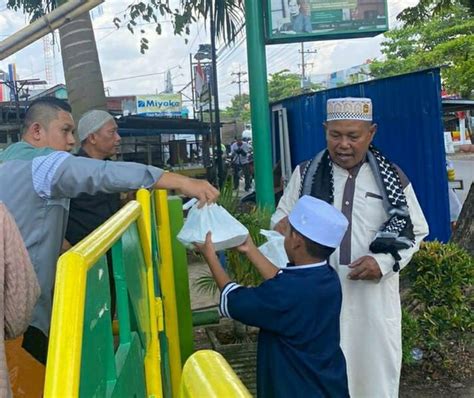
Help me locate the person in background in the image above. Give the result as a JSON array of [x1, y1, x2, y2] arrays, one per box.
[[292, 0, 312, 33], [0, 203, 40, 396], [446, 160, 462, 231], [271, 97, 429, 397], [195, 195, 350, 398], [230, 135, 252, 191], [0, 96, 219, 365], [63, 110, 123, 317], [65, 110, 122, 248]]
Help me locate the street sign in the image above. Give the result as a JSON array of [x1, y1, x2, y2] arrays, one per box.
[[265, 0, 388, 44], [136, 94, 182, 117]]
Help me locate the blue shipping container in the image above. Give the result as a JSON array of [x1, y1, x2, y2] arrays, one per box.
[[271, 68, 450, 242]]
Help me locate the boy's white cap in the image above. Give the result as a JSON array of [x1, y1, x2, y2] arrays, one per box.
[[327, 97, 372, 122], [288, 195, 348, 248]]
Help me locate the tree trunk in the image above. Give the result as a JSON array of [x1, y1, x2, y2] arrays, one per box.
[[59, 12, 107, 124], [451, 182, 474, 256]]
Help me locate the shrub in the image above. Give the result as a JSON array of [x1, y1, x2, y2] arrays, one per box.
[[401, 241, 474, 364]]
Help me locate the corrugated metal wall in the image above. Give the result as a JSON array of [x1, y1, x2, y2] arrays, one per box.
[[271, 68, 450, 242]]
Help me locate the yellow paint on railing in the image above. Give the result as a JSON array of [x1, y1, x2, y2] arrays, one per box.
[[44, 201, 141, 397], [136, 189, 163, 398], [179, 350, 252, 398], [154, 190, 182, 397]]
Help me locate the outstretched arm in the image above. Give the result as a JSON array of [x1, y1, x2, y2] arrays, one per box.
[[154, 172, 219, 207], [235, 236, 279, 280], [194, 232, 231, 290]]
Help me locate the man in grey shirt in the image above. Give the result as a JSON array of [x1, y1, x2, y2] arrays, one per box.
[[0, 97, 218, 363]]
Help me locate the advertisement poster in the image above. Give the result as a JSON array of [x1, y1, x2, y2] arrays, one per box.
[[266, 0, 388, 44], [136, 93, 183, 117]]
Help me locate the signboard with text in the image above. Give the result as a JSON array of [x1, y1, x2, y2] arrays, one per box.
[[266, 0, 388, 44], [136, 93, 182, 117]]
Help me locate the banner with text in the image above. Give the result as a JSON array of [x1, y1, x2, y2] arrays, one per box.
[[266, 0, 388, 44], [136, 94, 183, 117]]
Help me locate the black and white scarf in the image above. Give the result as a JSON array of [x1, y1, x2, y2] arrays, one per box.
[[300, 145, 415, 272]]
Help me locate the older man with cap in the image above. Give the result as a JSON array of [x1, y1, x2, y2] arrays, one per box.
[[64, 110, 123, 317], [0, 97, 219, 365], [271, 97, 429, 397], [65, 110, 122, 249], [196, 195, 350, 398]]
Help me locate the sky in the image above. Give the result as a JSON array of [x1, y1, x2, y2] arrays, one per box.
[[0, 0, 418, 108]]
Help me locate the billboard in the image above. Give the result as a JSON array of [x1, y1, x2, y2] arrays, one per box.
[[136, 93, 182, 117], [266, 0, 388, 44]]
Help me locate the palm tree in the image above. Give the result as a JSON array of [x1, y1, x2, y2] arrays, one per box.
[[58, 11, 107, 122], [7, 0, 243, 122]]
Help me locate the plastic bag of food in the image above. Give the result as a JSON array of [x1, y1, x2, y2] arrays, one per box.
[[258, 229, 288, 268], [177, 204, 248, 251]]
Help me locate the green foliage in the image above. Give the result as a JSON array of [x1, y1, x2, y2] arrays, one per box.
[[120, 0, 244, 53], [217, 176, 239, 215], [402, 309, 421, 365], [8, 0, 243, 54], [268, 69, 322, 103], [225, 207, 271, 287], [221, 93, 251, 123], [370, 4, 474, 98], [401, 241, 474, 364], [397, 0, 473, 25], [6, 0, 54, 21]]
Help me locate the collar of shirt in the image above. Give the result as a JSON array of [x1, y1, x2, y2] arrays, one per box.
[[284, 260, 327, 270], [76, 147, 111, 161]]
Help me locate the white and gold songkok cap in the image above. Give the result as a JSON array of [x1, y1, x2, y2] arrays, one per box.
[[326, 97, 372, 122]]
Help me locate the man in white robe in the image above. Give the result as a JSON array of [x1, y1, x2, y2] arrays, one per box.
[[271, 97, 429, 398]]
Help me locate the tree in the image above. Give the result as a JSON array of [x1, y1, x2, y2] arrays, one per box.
[[221, 93, 250, 123], [267, 69, 322, 103], [397, 0, 473, 25], [7, 0, 243, 121], [118, 0, 244, 54], [370, 5, 474, 98]]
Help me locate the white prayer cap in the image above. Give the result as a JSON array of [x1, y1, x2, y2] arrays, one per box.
[[78, 110, 115, 142], [327, 97, 372, 122], [288, 195, 348, 248]]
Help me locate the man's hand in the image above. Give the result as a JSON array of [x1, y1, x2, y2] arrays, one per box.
[[156, 173, 219, 207], [234, 235, 257, 254], [273, 216, 289, 235], [180, 178, 219, 207], [348, 256, 382, 280], [194, 231, 216, 259]]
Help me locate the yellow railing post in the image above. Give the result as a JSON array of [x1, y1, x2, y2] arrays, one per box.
[[179, 351, 252, 398], [44, 202, 143, 396], [136, 189, 164, 397], [44, 253, 88, 397], [154, 190, 182, 397]]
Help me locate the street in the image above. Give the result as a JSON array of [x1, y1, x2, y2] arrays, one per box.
[[448, 152, 474, 205]]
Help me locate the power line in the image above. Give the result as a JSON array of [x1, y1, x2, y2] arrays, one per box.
[[103, 66, 180, 83]]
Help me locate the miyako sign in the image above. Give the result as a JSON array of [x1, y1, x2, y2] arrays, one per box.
[[136, 94, 182, 117]]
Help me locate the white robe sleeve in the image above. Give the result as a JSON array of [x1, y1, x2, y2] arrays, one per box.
[[372, 183, 429, 281], [270, 166, 301, 228]]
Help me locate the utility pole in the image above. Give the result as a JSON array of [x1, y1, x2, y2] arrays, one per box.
[[231, 66, 248, 118], [298, 43, 317, 90], [209, 1, 224, 188], [0, 77, 46, 127], [244, 0, 274, 209]]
